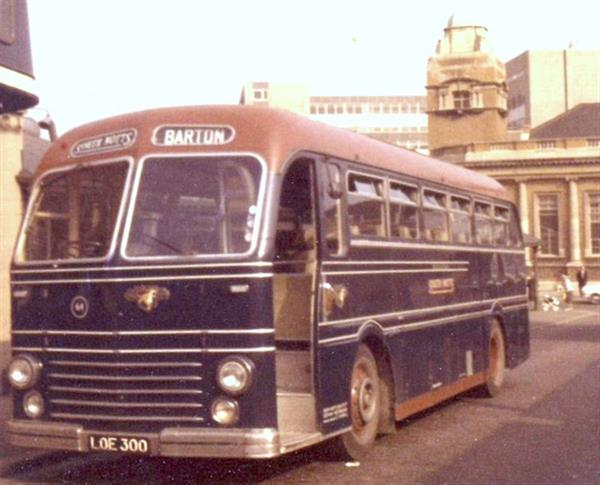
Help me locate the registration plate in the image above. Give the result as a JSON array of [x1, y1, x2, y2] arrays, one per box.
[[89, 434, 150, 454]]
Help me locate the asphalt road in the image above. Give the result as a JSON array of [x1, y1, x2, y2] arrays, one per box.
[[1, 304, 598, 484]]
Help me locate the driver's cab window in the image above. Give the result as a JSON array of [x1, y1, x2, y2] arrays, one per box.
[[275, 159, 316, 261]]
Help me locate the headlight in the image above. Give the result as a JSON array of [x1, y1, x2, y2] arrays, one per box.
[[23, 391, 45, 419], [211, 397, 239, 426], [8, 354, 43, 390], [216, 357, 254, 395]]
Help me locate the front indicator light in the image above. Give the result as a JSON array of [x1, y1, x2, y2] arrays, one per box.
[[216, 357, 254, 395], [24, 391, 45, 419], [211, 397, 239, 426], [8, 354, 42, 390]]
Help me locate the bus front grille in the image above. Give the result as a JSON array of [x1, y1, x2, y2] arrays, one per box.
[[45, 355, 207, 431]]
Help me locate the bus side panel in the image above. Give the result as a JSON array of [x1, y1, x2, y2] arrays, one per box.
[[316, 341, 356, 435]]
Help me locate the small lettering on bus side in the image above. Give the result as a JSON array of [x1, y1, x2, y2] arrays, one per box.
[[71, 129, 137, 157], [428, 278, 455, 295]]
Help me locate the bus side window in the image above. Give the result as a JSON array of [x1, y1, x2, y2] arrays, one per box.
[[323, 162, 345, 256], [275, 160, 316, 261], [508, 206, 523, 247], [449, 195, 472, 243], [494, 206, 510, 247], [347, 173, 386, 238], [422, 189, 449, 242], [390, 182, 419, 239], [474, 201, 493, 245]]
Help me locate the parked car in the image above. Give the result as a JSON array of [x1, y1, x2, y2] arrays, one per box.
[[581, 282, 600, 304]]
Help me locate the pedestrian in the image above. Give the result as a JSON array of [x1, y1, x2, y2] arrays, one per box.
[[561, 273, 574, 310], [576, 266, 588, 296]]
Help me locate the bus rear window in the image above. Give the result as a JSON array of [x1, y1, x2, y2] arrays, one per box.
[[125, 156, 262, 258], [17, 161, 129, 262]]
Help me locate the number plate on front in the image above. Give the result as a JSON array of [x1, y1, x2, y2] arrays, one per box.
[[89, 434, 150, 454]]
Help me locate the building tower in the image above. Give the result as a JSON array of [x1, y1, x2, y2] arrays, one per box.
[[427, 15, 508, 156]]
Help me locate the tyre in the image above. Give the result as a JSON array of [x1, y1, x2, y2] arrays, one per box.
[[482, 320, 506, 397], [590, 293, 600, 305], [340, 344, 381, 460]]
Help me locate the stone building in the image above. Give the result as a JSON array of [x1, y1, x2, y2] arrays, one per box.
[[426, 15, 508, 154], [427, 17, 600, 290]]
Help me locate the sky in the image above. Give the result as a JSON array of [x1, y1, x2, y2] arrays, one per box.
[[27, 0, 599, 134]]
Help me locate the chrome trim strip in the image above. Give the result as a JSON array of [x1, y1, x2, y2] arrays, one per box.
[[50, 399, 203, 409], [50, 413, 205, 422], [49, 373, 202, 382], [13, 328, 274, 336], [48, 361, 203, 368], [11, 261, 274, 275], [350, 239, 525, 254], [323, 268, 468, 276], [13, 346, 276, 354], [11, 272, 273, 285], [322, 260, 470, 266], [49, 386, 203, 395], [319, 309, 492, 346], [501, 303, 530, 312], [319, 294, 528, 327]]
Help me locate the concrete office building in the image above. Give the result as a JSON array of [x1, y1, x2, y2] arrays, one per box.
[[507, 49, 600, 130], [240, 83, 429, 153]]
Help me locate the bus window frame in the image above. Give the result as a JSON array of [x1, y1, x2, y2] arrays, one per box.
[[448, 194, 473, 244], [493, 205, 511, 247], [13, 157, 135, 266], [389, 179, 420, 240], [473, 199, 494, 246], [319, 157, 348, 258], [421, 187, 449, 243], [120, 152, 268, 263], [346, 170, 387, 239]]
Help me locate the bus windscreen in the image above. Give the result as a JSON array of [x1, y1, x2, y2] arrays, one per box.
[[124, 156, 261, 258]]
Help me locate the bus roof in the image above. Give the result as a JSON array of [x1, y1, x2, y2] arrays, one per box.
[[39, 105, 508, 201]]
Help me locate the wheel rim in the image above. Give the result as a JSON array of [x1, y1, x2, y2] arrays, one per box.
[[489, 329, 505, 387], [350, 359, 377, 430]]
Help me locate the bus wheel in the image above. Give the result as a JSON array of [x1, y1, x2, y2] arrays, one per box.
[[483, 320, 506, 397], [341, 344, 381, 460]]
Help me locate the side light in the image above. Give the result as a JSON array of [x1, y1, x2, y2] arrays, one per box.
[[8, 354, 43, 390], [23, 390, 45, 419], [211, 397, 239, 426], [216, 357, 254, 395]]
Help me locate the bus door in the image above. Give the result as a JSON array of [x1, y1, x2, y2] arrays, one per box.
[[272, 158, 319, 439]]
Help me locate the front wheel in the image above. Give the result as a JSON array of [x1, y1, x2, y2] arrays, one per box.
[[482, 320, 506, 397], [340, 344, 381, 460]]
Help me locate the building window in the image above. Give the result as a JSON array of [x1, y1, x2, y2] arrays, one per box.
[[453, 91, 471, 110], [0, 0, 15, 45], [586, 192, 600, 255], [587, 139, 600, 147], [253, 88, 268, 101], [536, 141, 556, 150], [537, 195, 560, 255]]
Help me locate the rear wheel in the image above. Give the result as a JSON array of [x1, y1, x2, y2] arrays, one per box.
[[482, 320, 506, 397], [340, 344, 381, 460]]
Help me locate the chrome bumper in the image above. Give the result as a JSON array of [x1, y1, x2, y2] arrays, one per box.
[[7, 420, 281, 458]]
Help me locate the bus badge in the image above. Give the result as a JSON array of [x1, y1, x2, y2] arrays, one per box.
[[70, 295, 89, 319], [125, 285, 170, 313]]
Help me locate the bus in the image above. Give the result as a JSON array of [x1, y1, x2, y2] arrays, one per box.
[[7, 105, 530, 460]]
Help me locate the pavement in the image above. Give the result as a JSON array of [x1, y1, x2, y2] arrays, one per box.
[[0, 302, 598, 475]]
